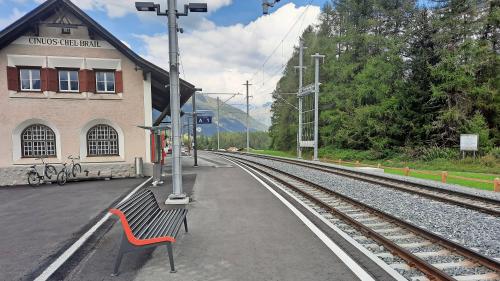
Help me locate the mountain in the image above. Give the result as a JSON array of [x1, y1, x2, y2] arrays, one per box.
[[153, 95, 269, 136]]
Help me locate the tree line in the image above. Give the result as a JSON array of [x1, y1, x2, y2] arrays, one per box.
[[195, 132, 272, 150], [269, 0, 499, 158]]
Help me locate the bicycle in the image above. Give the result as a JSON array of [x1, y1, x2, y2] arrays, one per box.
[[26, 157, 58, 187], [57, 155, 82, 186]]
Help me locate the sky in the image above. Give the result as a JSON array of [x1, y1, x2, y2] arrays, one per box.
[[0, 1, 323, 114]]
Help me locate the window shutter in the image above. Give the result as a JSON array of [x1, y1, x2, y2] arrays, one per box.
[[7, 66, 19, 91], [79, 70, 88, 92], [87, 70, 96, 93], [41, 68, 49, 91], [115, 71, 123, 93], [47, 68, 58, 91]]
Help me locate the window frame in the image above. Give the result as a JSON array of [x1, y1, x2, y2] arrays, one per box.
[[57, 68, 80, 93], [94, 70, 116, 94], [86, 124, 120, 157], [19, 67, 42, 92], [21, 124, 57, 158]]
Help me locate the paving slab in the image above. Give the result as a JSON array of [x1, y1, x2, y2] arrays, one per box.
[[132, 152, 360, 281], [0, 178, 145, 281]]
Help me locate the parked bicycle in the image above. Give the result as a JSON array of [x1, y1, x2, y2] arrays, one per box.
[[57, 155, 82, 186], [27, 157, 58, 187]]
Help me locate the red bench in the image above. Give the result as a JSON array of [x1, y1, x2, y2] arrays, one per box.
[[110, 189, 188, 276]]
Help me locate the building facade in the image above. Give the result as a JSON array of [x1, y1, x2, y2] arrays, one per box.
[[0, 0, 195, 185]]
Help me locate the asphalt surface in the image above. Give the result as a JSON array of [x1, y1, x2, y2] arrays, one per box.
[[0, 177, 145, 281]]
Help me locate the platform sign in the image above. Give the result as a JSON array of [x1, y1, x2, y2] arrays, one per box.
[[197, 116, 212, 124], [298, 84, 315, 97], [460, 134, 478, 151]]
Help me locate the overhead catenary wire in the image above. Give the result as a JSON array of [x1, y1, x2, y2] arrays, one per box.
[[247, 0, 315, 85]]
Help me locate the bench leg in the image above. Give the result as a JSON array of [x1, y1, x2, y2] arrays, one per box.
[[166, 242, 176, 273], [112, 235, 127, 276], [184, 217, 188, 233]]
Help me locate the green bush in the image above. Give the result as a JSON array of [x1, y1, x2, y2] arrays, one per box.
[[480, 154, 496, 167], [419, 147, 459, 161], [487, 147, 500, 159]]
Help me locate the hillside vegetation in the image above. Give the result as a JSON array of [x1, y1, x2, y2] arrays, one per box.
[[270, 0, 499, 161]]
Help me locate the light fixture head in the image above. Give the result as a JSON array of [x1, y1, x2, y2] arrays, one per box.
[[188, 3, 208, 13], [135, 2, 156, 12]]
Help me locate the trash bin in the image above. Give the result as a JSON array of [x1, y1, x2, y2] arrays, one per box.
[[135, 157, 144, 177]]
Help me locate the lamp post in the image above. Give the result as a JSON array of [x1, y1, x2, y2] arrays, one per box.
[[192, 88, 202, 167], [135, 1, 207, 204]]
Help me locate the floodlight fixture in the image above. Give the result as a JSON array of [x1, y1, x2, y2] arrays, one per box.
[[135, 2, 157, 12], [262, 0, 281, 15], [188, 3, 208, 13]]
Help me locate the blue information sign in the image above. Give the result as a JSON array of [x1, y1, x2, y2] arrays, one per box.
[[197, 116, 212, 124]]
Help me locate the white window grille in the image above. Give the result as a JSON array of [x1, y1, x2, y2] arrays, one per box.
[[21, 124, 56, 157], [58, 70, 79, 92], [87, 124, 119, 156], [95, 71, 115, 93], [20, 68, 41, 91]]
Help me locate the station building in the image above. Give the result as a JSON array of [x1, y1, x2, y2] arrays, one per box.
[[0, 0, 195, 185]]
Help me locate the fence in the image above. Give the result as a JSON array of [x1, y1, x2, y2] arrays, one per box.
[[321, 158, 500, 192]]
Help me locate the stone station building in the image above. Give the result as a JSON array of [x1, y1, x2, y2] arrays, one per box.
[[0, 0, 195, 185]]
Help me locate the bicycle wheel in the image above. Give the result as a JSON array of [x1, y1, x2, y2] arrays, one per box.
[[72, 163, 82, 177], [27, 172, 40, 187], [45, 165, 57, 179], [57, 170, 67, 186]]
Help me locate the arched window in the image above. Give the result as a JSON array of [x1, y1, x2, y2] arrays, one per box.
[[87, 124, 119, 156], [21, 124, 56, 157]]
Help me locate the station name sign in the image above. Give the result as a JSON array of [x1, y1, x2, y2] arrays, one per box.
[[13, 36, 114, 49]]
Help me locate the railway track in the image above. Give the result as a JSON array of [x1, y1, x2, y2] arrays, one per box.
[[224, 154, 500, 281], [229, 152, 500, 217]]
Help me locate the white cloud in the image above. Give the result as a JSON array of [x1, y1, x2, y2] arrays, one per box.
[[34, 0, 232, 18], [0, 8, 25, 30], [138, 3, 321, 111]]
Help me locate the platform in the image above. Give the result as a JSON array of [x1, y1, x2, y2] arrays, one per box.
[[62, 152, 389, 281]]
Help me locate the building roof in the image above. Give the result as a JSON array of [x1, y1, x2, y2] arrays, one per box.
[[0, 0, 195, 125]]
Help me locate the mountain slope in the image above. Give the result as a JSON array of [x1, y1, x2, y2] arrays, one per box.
[[153, 95, 269, 136]]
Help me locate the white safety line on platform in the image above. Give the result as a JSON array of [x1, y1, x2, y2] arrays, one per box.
[[224, 157, 377, 281], [34, 177, 152, 281]]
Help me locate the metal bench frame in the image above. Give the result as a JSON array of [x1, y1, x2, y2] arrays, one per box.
[[109, 190, 188, 276]]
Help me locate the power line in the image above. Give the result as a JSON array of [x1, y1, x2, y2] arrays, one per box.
[[247, 0, 315, 84]]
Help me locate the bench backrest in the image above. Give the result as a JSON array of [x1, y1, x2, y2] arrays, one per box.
[[113, 189, 162, 237]]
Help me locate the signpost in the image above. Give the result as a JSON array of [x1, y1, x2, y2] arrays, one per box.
[[197, 116, 212, 124], [460, 134, 479, 158]]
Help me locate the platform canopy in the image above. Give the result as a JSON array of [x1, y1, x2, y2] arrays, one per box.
[[0, 0, 196, 125]]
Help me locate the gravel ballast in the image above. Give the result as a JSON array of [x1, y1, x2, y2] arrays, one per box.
[[229, 154, 500, 259]]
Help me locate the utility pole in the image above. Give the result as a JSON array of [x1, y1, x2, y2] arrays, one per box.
[[192, 88, 202, 167], [244, 80, 252, 152], [135, 1, 207, 204], [216, 96, 220, 150], [294, 39, 306, 159], [192, 93, 198, 166], [166, 0, 184, 201], [312, 53, 325, 161]]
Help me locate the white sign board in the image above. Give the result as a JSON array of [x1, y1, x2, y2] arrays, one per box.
[[13, 36, 114, 49], [460, 134, 478, 151]]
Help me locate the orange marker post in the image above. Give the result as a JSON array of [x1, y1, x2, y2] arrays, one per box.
[[441, 171, 448, 184], [494, 178, 500, 192], [404, 167, 410, 177]]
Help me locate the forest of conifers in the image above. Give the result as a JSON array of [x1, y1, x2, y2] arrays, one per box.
[[269, 0, 499, 158]]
